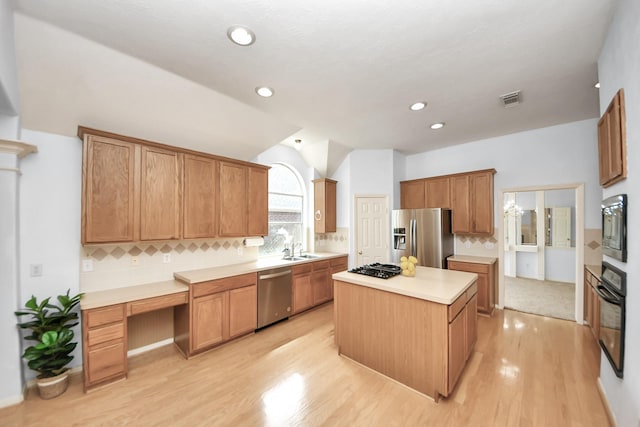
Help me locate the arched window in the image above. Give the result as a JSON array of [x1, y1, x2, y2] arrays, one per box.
[[260, 163, 305, 256]]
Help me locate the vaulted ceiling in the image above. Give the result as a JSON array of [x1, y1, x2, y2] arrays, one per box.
[[13, 0, 616, 173]]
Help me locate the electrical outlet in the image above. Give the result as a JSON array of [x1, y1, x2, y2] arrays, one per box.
[[30, 264, 43, 277], [237, 247, 243, 256], [82, 259, 93, 272], [163, 253, 171, 263], [131, 256, 139, 266]]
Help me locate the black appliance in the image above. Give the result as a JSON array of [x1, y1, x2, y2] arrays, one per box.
[[596, 262, 626, 378], [602, 194, 627, 262], [349, 263, 402, 279]]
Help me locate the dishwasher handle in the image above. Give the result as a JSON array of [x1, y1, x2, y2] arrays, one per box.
[[259, 270, 292, 280]]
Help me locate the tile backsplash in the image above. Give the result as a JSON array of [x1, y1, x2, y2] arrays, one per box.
[[314, 227, 349, 254], [455, 233, 499, 257], [81, 238, 258, 293]]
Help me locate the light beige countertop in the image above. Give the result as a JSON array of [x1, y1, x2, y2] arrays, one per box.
[[332, 266, 477, 305], [81, 280, 189, 310], [174, 252, 348, 284], [447, 255, 497, 265]]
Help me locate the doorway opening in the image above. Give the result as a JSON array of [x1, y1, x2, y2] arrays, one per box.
[[353, 195, 389, 266], [498, 184, 585, 323]]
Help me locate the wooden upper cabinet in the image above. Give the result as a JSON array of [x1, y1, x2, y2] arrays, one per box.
[[82, 135, 139, 244], [598, 89, 626, 187], [451, 170, 495, 235], [400, 180, 425, 209], [219, 161, 248, 237], [451, 175, 471, 233], [247, 167, 268, 236], [140, 146, 182, 240], [470, 171, 494, 235], [425, 177, 451, 208], [313, 178, 337, 233], [183, 155, 217, 239]]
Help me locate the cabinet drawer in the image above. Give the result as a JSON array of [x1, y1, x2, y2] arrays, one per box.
[[87, 322, 125, 347], [448, 261, 489, 275], [448, 294, 467, 322], [193, 273, 257, 298], [466, 282, 478, 300], [292, 263, 312, 275], [128, 292, 188, 316], [330, 256, 348, 269], [87, 341, 126, 385], [85, 304, 125, 328], [312, 260, 330, 271]]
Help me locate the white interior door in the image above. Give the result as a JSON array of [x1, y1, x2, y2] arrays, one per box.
[[552, 207, 572, 248], [355, 196, 388, 266]]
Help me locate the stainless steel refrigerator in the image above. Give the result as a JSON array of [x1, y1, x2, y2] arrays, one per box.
[[391, 208, 453, 268]]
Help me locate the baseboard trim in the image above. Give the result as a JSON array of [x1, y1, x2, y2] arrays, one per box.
[[127, 338, 174, 357], [0, 394, 24, 410], [597, 377, 617, 427]]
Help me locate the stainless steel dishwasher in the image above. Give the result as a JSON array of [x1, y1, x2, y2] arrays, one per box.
[[257, 267, 292, 329]]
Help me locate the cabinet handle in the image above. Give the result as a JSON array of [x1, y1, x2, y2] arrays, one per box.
[[315, 210, 322, 221]]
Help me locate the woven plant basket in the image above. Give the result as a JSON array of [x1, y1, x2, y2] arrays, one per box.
[[37, 371, 69, 400]]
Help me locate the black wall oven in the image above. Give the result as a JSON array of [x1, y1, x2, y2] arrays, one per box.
[[597, 262, 626, 378]]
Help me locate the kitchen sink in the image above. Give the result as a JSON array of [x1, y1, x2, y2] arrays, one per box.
[[297, 254, 320, 259]]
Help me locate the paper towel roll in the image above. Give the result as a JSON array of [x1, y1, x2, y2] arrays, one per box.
[[243, 237, 265, 247]]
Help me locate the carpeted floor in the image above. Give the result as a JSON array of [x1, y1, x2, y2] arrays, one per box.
[[504, 276, 575, 321]]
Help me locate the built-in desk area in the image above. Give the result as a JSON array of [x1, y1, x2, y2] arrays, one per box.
[[80, 281, 189, 392]]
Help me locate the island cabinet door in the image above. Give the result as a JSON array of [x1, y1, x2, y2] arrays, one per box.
[[192, 292, 228, 352], [448, 307, 467, 393], [465, 294, 478, 361]]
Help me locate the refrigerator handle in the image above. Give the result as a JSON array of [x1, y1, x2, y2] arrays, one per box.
[[410, 219, 416, 257]]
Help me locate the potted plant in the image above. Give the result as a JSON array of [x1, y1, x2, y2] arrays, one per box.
[[15, 289, 83, 399]]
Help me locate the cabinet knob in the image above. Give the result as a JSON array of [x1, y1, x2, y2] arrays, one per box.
[[315, 210, 322, 221]]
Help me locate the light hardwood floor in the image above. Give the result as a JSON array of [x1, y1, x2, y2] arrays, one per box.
[[1, 303, 609, 426]]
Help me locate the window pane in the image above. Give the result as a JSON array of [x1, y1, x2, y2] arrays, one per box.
[[260, 163, 304, 257]]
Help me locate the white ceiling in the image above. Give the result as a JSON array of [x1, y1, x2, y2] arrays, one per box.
[[13, 0, 616, 170]]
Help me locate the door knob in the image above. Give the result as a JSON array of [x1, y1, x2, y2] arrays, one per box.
[[358, 251, 363, 255]]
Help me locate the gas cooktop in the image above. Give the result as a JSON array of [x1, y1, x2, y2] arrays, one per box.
[[349, 263, 402, 279]]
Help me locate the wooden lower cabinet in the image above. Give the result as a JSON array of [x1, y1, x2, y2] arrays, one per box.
[[292, 264, 314, 314], [447, 283, 477, 393], [192, 292, 227, 351], [293, 257, 347, 314], [176, 273, 258, 356], [311, 261, 331, 305], [584, 266, 601, 342], [82, 304, 127, 391], [448, 259, 496, 315], [229, 285, 258, 338]]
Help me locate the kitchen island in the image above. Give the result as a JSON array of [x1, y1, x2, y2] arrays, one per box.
[[332, 266, 478, 401]]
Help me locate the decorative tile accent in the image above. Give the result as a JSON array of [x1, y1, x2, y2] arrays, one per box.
[[128, 246, 143, 256], [200, 242, 210, 251], [160, 244, 172, 254], [222, 241, 231, 250], [188, 243, 198, 252], [144, 246, 158, 256], [175, 244, 185, 254], [110, 247, 126, 259], [212, 242, 221, 250], [233, 240, 240, 248], [587, 240, 601, 250], [92, 248, 108, 261]]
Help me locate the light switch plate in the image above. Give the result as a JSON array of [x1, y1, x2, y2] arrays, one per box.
[[30, 264, 43, 277], [82, 259, 93, 272], [163, 253, 171, 263]]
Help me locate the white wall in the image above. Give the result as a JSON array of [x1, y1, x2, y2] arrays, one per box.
[[597, 0, 640, 424], [406, 118, 602, 229], [18, 129, 83, 380]]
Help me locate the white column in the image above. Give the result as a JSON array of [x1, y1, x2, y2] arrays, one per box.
[[0, 140, 37, 407]]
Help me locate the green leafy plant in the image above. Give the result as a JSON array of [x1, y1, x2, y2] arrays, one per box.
[[15, 290, 83, 378]]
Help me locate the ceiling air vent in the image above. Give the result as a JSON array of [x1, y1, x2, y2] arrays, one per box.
[[500, 90, 522, 108]]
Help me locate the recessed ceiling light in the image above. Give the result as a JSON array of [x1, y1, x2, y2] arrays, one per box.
[[410, 102, 426, 111], [595, 82, 601, 89], [430, 122, 445, 130], [255, 87, 274, 97], [294, 139, 302, 144], [227, 26, 256, 46]]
